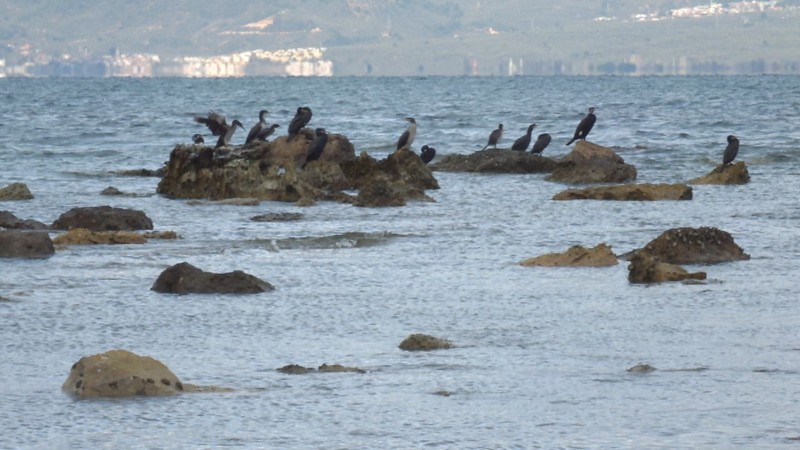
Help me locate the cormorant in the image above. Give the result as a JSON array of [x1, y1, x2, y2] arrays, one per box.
[[303, 128, 328, 168], [191, 134, 205, 144], [420, 145, 436, 164], [482, 124, 503, 150], [396, 117, 417, 150], [722, 135, 739, 164], [566, 107, 596, 145], [194, 111, 244, 147], [245, 109, 269, 144], [511, 124, 536, 151], [531, 133, 552, 155], [288, 107, 313, 141]]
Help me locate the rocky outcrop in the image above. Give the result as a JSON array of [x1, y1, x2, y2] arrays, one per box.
[[0, 182, 34, 201], [553, 183, 692, 201], [627, 251, 707, 283], [399, 334, 453, 351], [276, 363, 365, 374], [690, 161, 750, 185], [0, 230, 55, 258], [63, 349, 185, 399], [546, 141, 637, 183], [0, 211, 49, 230], [52, 206, 154, 231], [53, 228, 147, 245], [156, 137, 438, 207], [520, 243, 618, 267], [639, 227, 750, 264], [429, 149, 558, 173], [151, 262, 274, 294]]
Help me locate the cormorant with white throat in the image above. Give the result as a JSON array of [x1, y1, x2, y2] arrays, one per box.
[[194, 111, 244, 147], [482, 124, 503, 150], [303, 128, 328, 168], [511, 124, 536, 151], [420, 145, 436, 164], [566, 107, 596, 145], [288, 107, 313, 141], [722, 135, 739, 164], [192, 134, 204, 144], [396, 117, 417, 150], [531, 133, 552, 155]]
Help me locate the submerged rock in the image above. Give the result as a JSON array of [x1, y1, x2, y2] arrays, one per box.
[[639, 227, 750, 264], [429, 149, 558, 173], [627, 364, 658, 373], [317, 363, 366, 374], [0, 182, 34, 201], [553, 183, 692, 201], [52, 206, 154, 231], [0, 211, 49, 230], [250, 212, 304, 222], [151, 262, 274, 294], [399, 334, 453, 351], [0, 230, 55, 258], [627, 251, 707, 283], [520, 243, 618, 267], [690, 161, 750, 185], [277, 364, 315, 375], [547, 141, 637, 184]]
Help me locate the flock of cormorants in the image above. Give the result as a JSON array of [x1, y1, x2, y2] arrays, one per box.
[[192, 105, 739, 167]]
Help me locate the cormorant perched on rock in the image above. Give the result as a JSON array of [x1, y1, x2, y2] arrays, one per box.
[[420, 145, 436, 164], [566, 107, 596, 145], [288, 107, 313, 141], [531, 133, 552, 155], [191, 134, 205, 144], [482, 124, 503, 150], [303, 128, 328, 168], [396, 117, 417, 150], [511, 124, 536, 151], [194, 111, 244, 147], [722, 135, 739, 164], [245, 109, 270, 144]]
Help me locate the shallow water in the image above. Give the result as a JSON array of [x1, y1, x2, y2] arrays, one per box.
[[1, 75, 799, 449]]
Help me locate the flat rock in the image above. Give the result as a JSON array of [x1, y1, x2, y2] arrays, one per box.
[[317, 363, 366, 374], [399, 333, 453, 351], [690, 161, 750, 185], [250, 212, 304, 222], [0, 210, 49, 230], [639, 227, 750, 264], [520, 243, 619, 267], [0, 230, 55, 258], [52, 206, 154, 231], [628, 251, 707, 283], [151, 261, 274, 294], [0, 182, 34, 200], [553, 183, 692, 201], [429, 149, 558, 173], [546, 141, 637, 184], [53, 228, 147, 245]]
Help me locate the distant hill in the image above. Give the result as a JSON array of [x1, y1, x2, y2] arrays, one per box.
[[2, 0, 799, 75]]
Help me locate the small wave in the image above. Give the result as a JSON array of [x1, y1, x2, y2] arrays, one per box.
[[257, 231, 405, 250]]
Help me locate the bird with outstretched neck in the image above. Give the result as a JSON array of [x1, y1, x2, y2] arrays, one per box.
[[511, 124, 536, 151], [396, 117, 417, 151], [194, 111, 244, 147], [245, 110, 270, 144], [482, 124, 503, 150], [566, 107, 596, 145]]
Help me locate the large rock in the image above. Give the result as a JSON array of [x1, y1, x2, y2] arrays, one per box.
[[52, 206, 154, 231], [344, 149, 439, 207], [52, 228, 148, 246], [639, 227, 750, 264], [690, 161, 750, 185], [156, 137, 438, 206], [553, 183, 692, 201], [399, 334, 453, 351], [0, 230, 55, 258], [0, 211, 49, 230], [547, 141, 637, 183], [520, 243, 618, 267], [0, 182, 34, 200], [429, 149, 558, 173], [63, 349, 184, 399], [628, 251, 707, 283], [151, 262, 274, 294]]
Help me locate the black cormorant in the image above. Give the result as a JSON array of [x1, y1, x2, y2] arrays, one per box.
[[191, 134, 205, 144], [482, 124, 503, 150], [566, 107, 596, 145], [288, 107, 313, 141], [245, 109, 269, 144], [531, 133, 552, 155], [722, 135, 739, 164], [194, 111, 244, 147], [420, 145, 436, 164], [511, 124, 536, 151], [303, 128, 328, 167], [396, 117, 417, 150]]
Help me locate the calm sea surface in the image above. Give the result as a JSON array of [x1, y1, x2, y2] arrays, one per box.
[[1, 76, 799, 449]]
